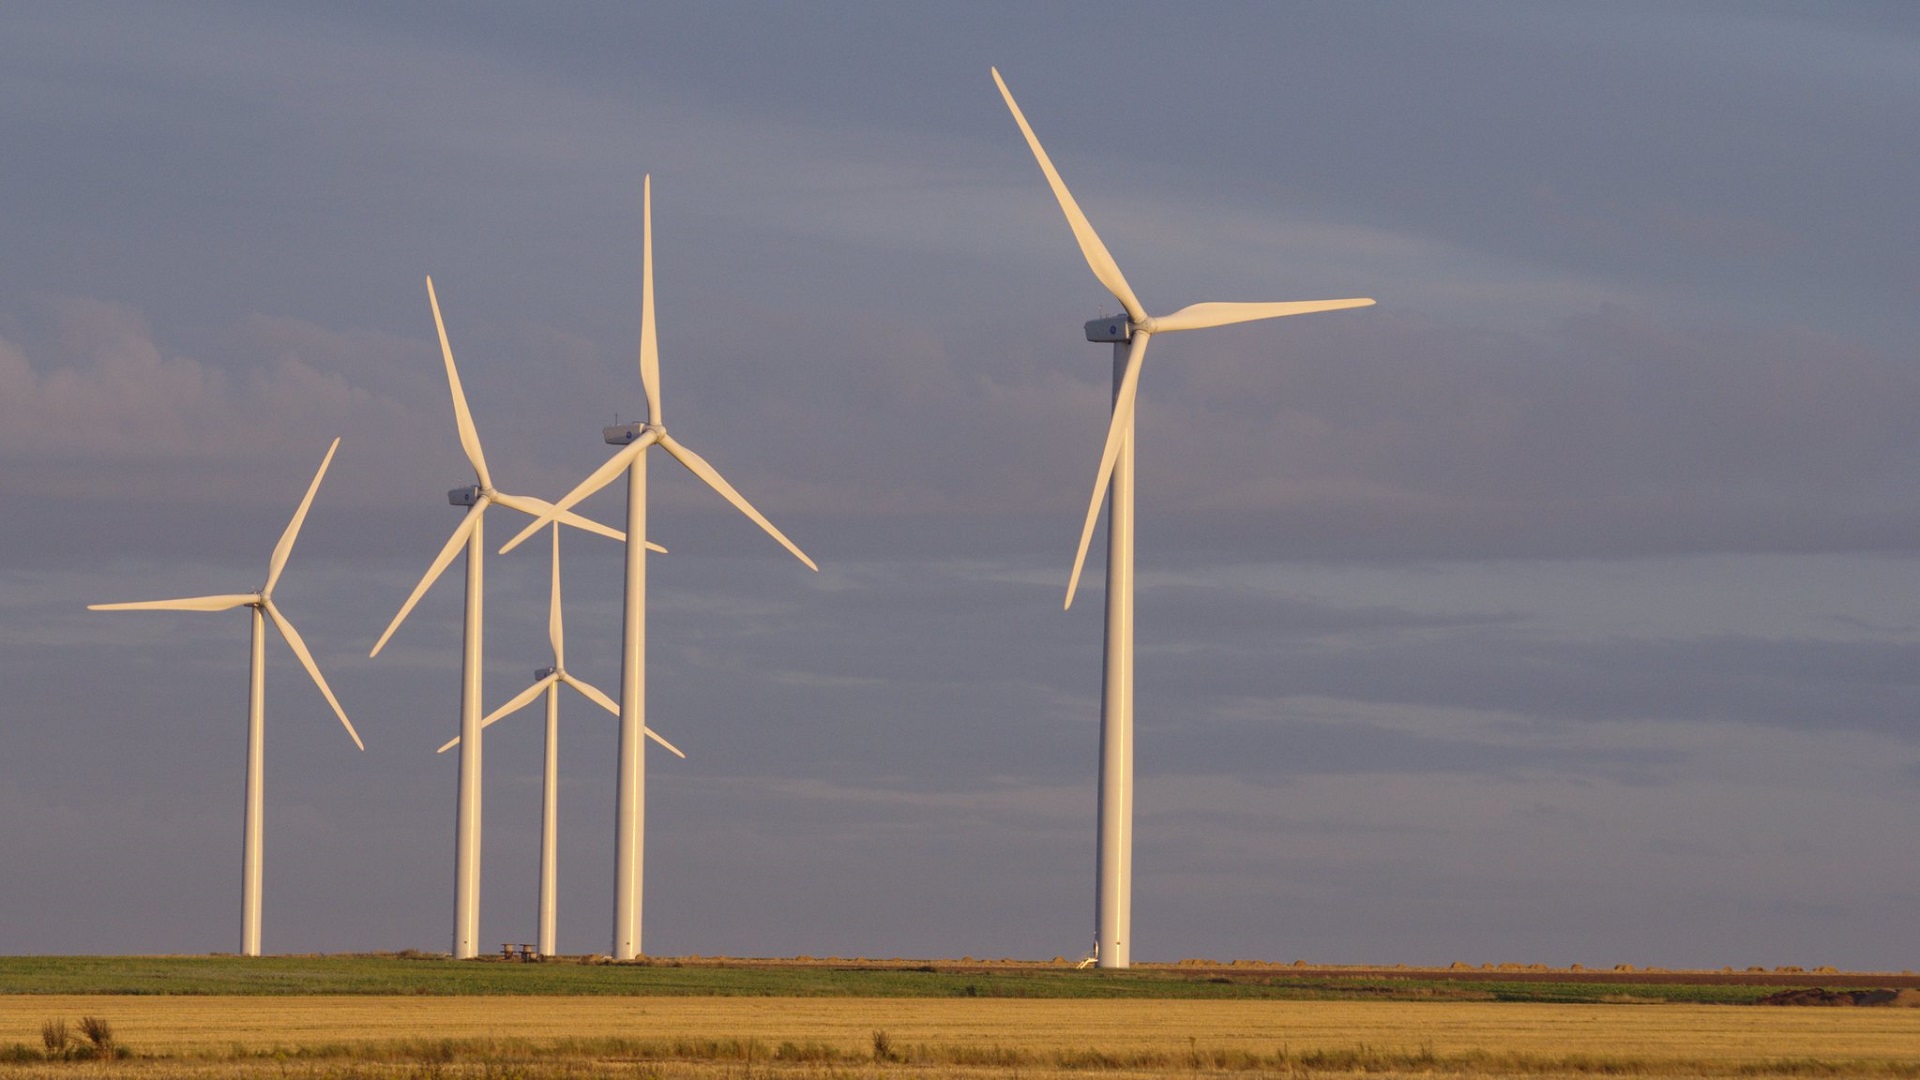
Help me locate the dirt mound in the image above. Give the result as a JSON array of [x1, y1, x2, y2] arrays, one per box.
[[1758, 987, 1920, 1007]]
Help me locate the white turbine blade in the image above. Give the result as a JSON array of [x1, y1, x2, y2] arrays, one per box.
[[264, 437, 340, 595], [489, 490, 626, 545], [557, 506, 630, 544], [1153, 297, 1376, 334], [548, 526, 564, 668], [497, 436, 653, 555], [485, 676, 557, 729], [657, 432, 818, 571], [646, 540, 668, 554], [89, 594, 258, 612], [560, 671, 620, 716], [426, 276, 492, 491], [555, 671, 682, 758], [264, 600, 365, 751], [645, 726, 687, 760], [438, 675, 557, 752], [371, 503, 483, 657], [640, 174, 662, 426], [1065, 331, 1153, 610], [991, 67, 1147, 325]]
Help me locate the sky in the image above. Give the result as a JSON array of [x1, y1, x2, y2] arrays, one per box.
[[1, 2, 1916, 970]]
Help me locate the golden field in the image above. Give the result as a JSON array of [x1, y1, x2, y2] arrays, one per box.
[[4, 994, 1920, 1078]]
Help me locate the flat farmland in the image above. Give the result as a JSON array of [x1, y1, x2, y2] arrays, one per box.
[[5, 959, 1920, 1077], [5, 994, 1920, 1077]]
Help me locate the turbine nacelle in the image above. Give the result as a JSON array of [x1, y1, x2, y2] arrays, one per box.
[[604, 422, 655, 446], [535, 664, 557, 680], [448, 485, 483, 507], [1085, 318, 1132, 343]]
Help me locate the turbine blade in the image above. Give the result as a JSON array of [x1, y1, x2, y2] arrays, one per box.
[[1153, 297, 1376, 334], [554, 672, 684, 758], [264, 437, 340, 595], [646, 540, 668, 554], [486, 677, 557, 729], [89, 594, 258, 612], [490, 490, 626, 545], [426, 276, 492, 491], [646, 726, 687, 760], [371, 503, 482, 657], [1066, 331, 1152, 610], [990, 68, 1146, 325], [497, 437, 652, 555], [657, 432, 817, 571], [560, 671, 619, 716], [548, 527, 564, 667], [442, 674, 560, 752], [555, 506, 626, 544], [640, 174, 663, 426], [264, 600, 365, 751]]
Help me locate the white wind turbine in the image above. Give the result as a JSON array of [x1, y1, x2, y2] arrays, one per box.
[[370, 277, 648, 960], [437, 525, 685, 957], [89, 437, 364, 957], [500, 175, 817, 960], [993, 68, 1374, 968]]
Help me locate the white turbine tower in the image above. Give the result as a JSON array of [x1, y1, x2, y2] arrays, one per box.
[[993, 68, 1374, 968], [89, 437, 364, 957], [437, 525, 685, 957], [500, 175, 817, 960], [371, 277, 644, 960]]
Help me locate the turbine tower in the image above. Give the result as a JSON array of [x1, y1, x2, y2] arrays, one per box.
[[438, 525, 685, 957], [90, 437, 364, 957], [501, 175, 817, 960], [371, 277, 641, 959], [993, 68, 1374, 968]]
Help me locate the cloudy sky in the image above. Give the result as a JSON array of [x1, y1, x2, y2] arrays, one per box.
[[2, 2, 1916, 970]]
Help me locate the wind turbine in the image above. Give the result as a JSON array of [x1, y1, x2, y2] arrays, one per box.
[[89, 437, 363, 957], [500, 175, 818, 960], [992, 68, 1374, 968], [437, 525, 684, 957], [370, 276, 647, 959]]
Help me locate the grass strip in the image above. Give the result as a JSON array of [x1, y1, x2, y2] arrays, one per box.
[[0, 955, 1804, 1003]]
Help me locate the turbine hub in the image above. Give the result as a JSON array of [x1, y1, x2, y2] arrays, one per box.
[[448, 485, 482, 507]]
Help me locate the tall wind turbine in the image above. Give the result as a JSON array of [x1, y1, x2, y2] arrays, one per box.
[[437, 526, 685, 957], [371, 277, 643, 959], [500, 175, 817, 960], [993, 68, 1374, 968], [89, 437, 364, 957]]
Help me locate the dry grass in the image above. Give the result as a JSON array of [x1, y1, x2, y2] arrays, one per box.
[[2, 995, 1918, 1077]]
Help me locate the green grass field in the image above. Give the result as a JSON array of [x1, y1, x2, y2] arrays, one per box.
[[0, 953, 1860, 1004]]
